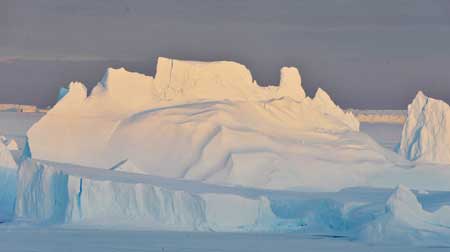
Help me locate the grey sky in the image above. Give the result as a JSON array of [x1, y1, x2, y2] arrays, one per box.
[[1, 0, 450, 108]]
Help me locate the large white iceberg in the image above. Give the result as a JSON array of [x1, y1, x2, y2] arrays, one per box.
[[27, 57, 366, 190], [399, 91, 450, 164]]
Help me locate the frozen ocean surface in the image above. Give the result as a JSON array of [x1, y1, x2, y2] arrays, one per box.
[[0, 226, 448, 252]]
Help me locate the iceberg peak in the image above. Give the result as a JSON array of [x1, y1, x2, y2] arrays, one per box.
[[415, 90, 426, 99], [386, 185, 422, 215], [278, 67, 305, 101], [314, 88, 331, 102], [65, 82, 88, 102], [399, 91, 450, 164]]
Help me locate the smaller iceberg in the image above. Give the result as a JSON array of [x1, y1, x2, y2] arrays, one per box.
[[399, 91, 450, 164], [361, 185, 450, 246]]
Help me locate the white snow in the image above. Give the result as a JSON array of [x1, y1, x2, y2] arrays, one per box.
[[399, 91, 450, 164]]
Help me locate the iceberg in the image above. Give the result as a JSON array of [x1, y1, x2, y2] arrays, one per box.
[[26, 57, 369, 190], [361, 185, 450, 246], [399, 91, 450, 164]]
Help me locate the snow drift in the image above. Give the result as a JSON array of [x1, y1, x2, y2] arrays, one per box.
[[399, 91, 450, 164], [27, 57, 364, 190]]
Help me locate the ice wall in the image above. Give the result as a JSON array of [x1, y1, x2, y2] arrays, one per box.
[[15, 160, 207, 230], [399, 91, 450, 164], [14, 160, 289, 231], [0, 139, 18, 220], [14, 160, 450, 242]]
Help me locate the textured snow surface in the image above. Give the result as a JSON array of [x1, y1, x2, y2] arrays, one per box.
[[399, 91, 450, 164], [28, 57, 361, 190]]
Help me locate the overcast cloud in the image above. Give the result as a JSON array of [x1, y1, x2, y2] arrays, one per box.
[[1, 0, 450, 108]]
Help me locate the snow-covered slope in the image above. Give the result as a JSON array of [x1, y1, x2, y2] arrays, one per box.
[[28, 57, 362, 190], [399, 91, 450, 164]]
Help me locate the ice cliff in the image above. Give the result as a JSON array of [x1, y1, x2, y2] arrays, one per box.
[[0, 138, 18, 220], [15, 160, 450, 244], [14, 160, 302, 232], [399, 91, 450, 164]]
